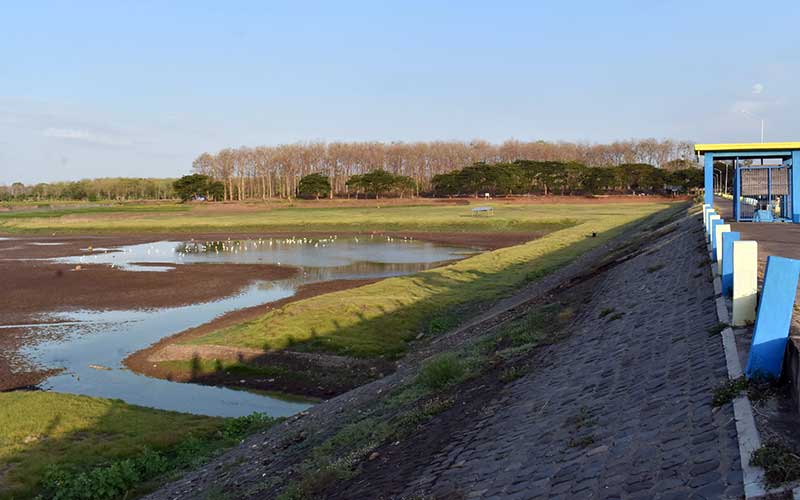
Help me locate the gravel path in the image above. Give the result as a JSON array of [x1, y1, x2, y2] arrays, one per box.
[[334, 214, 744, 499]]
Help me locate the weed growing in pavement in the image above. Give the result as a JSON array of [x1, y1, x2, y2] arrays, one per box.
[[751, 441, 800, 488], [202, 485, 228, 500], [568, 435, 596, 448], [565, 406, 598, 449], [599, 307, 615, 318], [706, 322, 728, 336], [712, 375, 783, 407], [746, 376, 784, 406], [416, 353, 470, 391], [277, 417, 394, 500], [566, 406, 597, 429], [476, 304, 568, 361], [712, 377, 749, 407], [646, 263, 665, 273], [395, 396, 455, 434], [500, 365, 527, 383]]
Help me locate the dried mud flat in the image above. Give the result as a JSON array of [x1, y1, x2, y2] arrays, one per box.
[[0, 231, 515, 392]]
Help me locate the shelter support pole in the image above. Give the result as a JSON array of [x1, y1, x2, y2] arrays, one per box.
[[733, 160, 740, 221], [793, 151, 800, 223], [705, 153, 715, 206]]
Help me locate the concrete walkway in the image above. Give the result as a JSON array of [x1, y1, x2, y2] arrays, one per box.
[[338, 214, 744, 499]]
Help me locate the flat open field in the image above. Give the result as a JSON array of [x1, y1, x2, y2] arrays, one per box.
[[0, 195, 678, 234], [0, 196, 688, 499]]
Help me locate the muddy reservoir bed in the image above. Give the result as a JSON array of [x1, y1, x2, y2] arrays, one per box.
[[0, 233, 487, 416]]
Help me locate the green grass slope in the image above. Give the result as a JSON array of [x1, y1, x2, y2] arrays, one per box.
[[187, 202, 684, 358]]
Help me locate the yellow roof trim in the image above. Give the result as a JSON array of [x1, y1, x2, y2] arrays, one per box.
[[695, 142, 800, 153]]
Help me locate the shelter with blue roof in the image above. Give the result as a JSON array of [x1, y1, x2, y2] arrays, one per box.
[[696, 142, 800, 223]]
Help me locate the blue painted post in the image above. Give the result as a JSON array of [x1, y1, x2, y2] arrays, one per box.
[[708, 213, 719, 242], [792, 151, 800, 223], [710, 218, 723, 260], [704, 153, 715, 206], [721, 231, 740, 296], [733, 161, 740, 221], [746, 256, 800, 379]]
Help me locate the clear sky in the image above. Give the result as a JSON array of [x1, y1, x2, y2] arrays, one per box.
[[2, 1, 799, 184]]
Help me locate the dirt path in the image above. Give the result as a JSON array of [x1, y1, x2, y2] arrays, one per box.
[[141, 204, 694, 500]]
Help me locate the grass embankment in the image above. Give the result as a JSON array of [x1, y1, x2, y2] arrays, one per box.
[[185, 201, 684, 359], [2, 201, 587, 234], [0, 392, 275, 500], [276, 302, 574, 499]]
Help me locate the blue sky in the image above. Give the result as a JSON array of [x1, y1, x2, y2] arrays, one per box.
[[1, 1, 799, 183]]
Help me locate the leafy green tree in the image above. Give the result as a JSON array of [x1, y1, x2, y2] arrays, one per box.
[[62, 181, 88, 200], [393, 175, 417, 198], [361, 170, 396, 198], [298, 173, 332, 199], [346, 170, 416, 198], [667, 168, 703, 191], [346, 174, 366, 198], [207, 181, 225, 200], [173, 174, 213, 202], [614, 164, 664, 193], [431, 172, 460, 197], [581, 167, 617, 194]]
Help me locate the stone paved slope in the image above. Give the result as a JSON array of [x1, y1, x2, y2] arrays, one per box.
[[144, 207, 690, 500], [332, 215, 744, 499]]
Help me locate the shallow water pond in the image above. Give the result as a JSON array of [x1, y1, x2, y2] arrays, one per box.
[[19, 236, 475, 417], [50, 235, 471, 272]]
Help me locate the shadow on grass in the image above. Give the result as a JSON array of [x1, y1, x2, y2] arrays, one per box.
[[0, 391, 225, 500], [173, 349, 394, 400]]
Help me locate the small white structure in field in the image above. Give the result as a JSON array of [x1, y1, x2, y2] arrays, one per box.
[[471, 206, 493, 216]]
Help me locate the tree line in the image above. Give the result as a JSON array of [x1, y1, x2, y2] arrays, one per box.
[[430, 160, 703, 197], [0, 178, 176, 202], [191, 138, 696, 200], [2, 138, 700, 202]]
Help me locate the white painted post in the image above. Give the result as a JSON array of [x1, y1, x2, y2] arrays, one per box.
[[715, 224, 731, 273], [732, 240, 758, 326], [703, 205, 712, 228], [708, 214, 721, 243]]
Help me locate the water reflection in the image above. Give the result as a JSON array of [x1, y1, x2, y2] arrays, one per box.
[[23, 282, 306, 418], [49, 235, 472, 272], [21, 237, 476, 417]]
